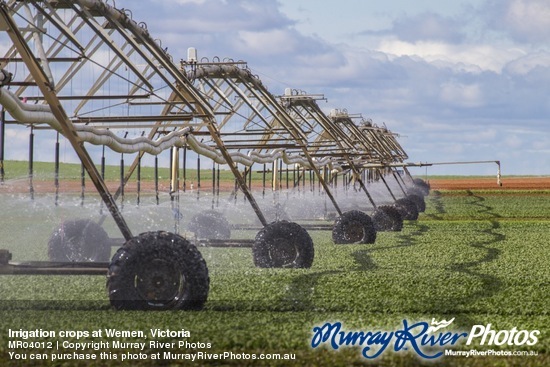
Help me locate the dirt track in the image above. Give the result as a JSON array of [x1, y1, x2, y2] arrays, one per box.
[[426, 177, 549, 190], [1, 176, 548, 194]]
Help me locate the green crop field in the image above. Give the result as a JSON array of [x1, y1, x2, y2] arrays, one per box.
[[0, 185, 548, 366], [0, 160, 278, 185]]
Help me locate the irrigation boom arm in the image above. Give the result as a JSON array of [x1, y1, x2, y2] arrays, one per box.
[[360, 160, 503, 186], [0, 3, 133, 240]]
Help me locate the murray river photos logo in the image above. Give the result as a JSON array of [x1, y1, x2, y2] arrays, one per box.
[[310, 318, 540, 360]]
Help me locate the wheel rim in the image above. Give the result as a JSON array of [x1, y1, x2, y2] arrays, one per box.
[[343, 220, 365, 242], [55, 221, 107, 262], [135, 258, 186, 307], [268, 237, 299, 268], [64, 235, 83, 261]]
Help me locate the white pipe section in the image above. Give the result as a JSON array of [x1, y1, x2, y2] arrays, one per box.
[[186, 134, 332, 169], [0, 88, 55, 124], [0, 87, 334, 167], [0, 88, 189, 155], [76, 126, 190, 155]]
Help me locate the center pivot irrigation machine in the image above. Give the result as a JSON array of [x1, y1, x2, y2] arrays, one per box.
[[0, 0, 496, 310]]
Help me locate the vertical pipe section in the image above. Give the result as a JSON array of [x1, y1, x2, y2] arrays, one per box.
[[0, 108, 5, 183], [212, 159, 215, 196], [278, 159, 283, 191], [182, 145, 187, 192], [120, 153, 125, 210], [171, 147, 179, 195], [216, 163, 220, 207], [99, 145, 106, 214], [154, 156, 159, 205], [54, 132, 60, 206], [211, 159, 215, 210], [170, 147, 180, 234], [262, 163, 266, 198], [136, 155, 141, 206], [80, 163, 85, 206], [28, 127, 34, 200], [197, 154, 201, 198], [101, 145, 106, 180]]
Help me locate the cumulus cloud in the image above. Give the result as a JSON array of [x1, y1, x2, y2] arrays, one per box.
[[484, 0, 550, 44], [41, 0, 549, 174], [146, 0, 293, 33], [504, 51, 550, 75], [440, 82, 485, 108], [369, 12, 466, 44], [376, 39, 526, 73]]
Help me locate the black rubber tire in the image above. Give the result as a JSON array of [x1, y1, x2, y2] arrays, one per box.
[[332, 210, 377, 244], [412, 178, 430, 196], [187, 210, 230, 240], [406, 193, 426, 213], [407, 186, 428, 198], [107, 231, 209, 310], [48, 219, 110, 262], [395, 198, 419, 220], [253, 221, 314, 268], [372, 205, 403, 232]]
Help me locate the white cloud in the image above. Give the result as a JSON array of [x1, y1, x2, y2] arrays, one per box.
[[376, 39, 526, 73], [443, 143, 465, 154], [504, 51, 550, 75], [145, 0, 292, 34], [3, 0, 547, 175], [532, 138, 550, 151], [463, 128, 498, 143], [237, 30, 300, 56], [440, 82, 484, 108], [485, 0, 550, 44], [174, 0, 207, 4], [381, 12, 466, 44], [504, 134, 523, 149]]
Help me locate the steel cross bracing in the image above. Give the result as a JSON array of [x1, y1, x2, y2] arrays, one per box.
[[327, 111, 413, 195], [0, 0, 326, 232], [280, 90, 404, 209], [0, 0, 225, 239], [277, 89, 416, 208], [186, 62, 344, 216], [0, 0, 417, 241]]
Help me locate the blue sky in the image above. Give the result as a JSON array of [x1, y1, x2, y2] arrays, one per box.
[[119, 0, 550, 175], [4, 0, 549, 176]]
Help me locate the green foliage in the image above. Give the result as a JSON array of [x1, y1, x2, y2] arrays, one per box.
[[1, 160, 269, 183], [0, 187, 548, 366]]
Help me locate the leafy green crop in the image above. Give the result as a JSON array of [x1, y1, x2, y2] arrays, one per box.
[[0, 187, 548, 366]]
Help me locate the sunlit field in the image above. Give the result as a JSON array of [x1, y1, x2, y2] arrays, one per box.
[[0, 165, 548, 366]]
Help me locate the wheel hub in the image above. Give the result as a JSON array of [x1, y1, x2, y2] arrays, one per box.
[[268, 237, 299, 267], [135, 259, 185, 305], [343, 221, 365, 242]]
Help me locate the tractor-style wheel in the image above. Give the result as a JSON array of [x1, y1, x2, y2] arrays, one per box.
[[48, 219, 110, 262], [406, 193, 426, 213], [107, 231, 209, 310], [187, 210, 231, 240], [372, 205, 403, 232], [395, 198, 419, 220], [253, 221, 314, 268], [332, 210, 377, 244], [407, 186, 428, 198], [412, 178, 430, 196]]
